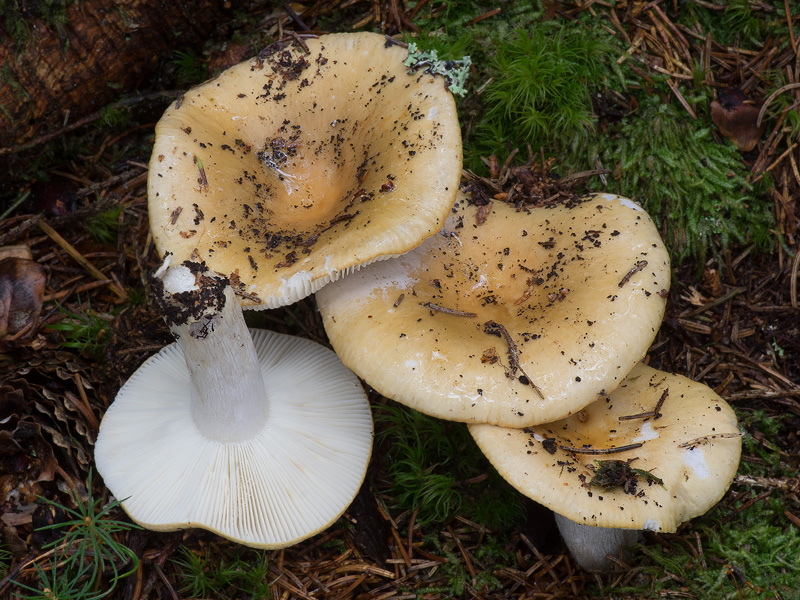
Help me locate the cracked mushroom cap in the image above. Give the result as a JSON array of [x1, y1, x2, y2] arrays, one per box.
[[317, 192, 670, 427], [469, 363, 742, 532], [148, 32, 461, 308], [95, 329, 373, 548]]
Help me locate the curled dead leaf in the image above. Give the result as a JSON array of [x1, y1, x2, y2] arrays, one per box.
[[0, 256, 46, 341]]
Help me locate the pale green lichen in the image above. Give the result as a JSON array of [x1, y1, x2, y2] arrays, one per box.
[[404, 42, 471, 97]]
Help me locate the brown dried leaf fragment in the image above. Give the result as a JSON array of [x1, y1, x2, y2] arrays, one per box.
[[0, 257, 46, 342], [475, 201, 493, 225], [481, 347, 498, 364]]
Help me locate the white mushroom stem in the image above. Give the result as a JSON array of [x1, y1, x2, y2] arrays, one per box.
[[156, 263, 269, 443], [554, 513, 641, 571]]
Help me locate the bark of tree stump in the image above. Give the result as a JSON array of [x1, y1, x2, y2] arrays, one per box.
[[0, 0, 230, 149]]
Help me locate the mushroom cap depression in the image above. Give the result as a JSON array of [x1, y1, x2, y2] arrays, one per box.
[[94, 329, 373, 548], [317, 192, 670, 427], [148, 32, 461, 308], [470, 363, 742, 532]]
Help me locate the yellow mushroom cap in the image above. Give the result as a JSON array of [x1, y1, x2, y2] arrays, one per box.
[[148, 33, 461, 308], [317, 192, 670, 427], [470, 363, 742, 532]]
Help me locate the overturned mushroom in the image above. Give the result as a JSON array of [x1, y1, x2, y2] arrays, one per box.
[[469, 363, 742, 570], [95, 262, 373, 547], [317, 192, 670, 427], [148, 32, 462, 308]]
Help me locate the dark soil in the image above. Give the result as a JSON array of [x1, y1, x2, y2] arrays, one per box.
[[0, 1, 798, 598]]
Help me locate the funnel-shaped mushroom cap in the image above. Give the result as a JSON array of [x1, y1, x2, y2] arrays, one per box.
[[317, 192, 670, 427], [148, 32, 461, 308], [95, 329, 372, 548], [470, 363, 742, 532]]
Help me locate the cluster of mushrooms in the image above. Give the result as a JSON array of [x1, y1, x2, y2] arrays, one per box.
[[95, 32, 742, 570]]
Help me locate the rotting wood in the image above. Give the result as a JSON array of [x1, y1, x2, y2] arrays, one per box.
[[0, 0, 229, 149]]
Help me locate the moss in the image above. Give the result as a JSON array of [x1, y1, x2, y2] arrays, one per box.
[[98, 104, 131, 129], [407, 2, 782, 266], [170, 48, 209, 87], [674, 0, 791, 49], [0, 0, 78, 47], [459, 15, 632, 172], [84, 205, 124, 244], [478, 23, 619, 153], [171, 546, 271, 600], [375, 404, 524, 530], [578, 95, 775, 265], [611, 495, 800, 599]]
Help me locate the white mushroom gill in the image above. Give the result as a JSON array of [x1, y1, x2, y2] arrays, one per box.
[[95, 262, 373, 548]]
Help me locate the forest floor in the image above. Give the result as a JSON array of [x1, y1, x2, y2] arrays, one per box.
[[0, 1, 798, 599]]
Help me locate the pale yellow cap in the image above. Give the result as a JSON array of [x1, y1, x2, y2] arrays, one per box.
[[470, 363, 742, 532], [318, 192, 670, 427], [148, 32, 461, 308]]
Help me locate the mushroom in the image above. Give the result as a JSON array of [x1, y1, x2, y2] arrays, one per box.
[[148, 32, 462, 309], [95, 261, 373, 547], [469, 363, 742, 570], [96, 31, 466, 547], [316, 191, 670, 427]]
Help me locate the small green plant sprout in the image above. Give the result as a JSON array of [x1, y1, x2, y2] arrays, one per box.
[[98, 104, 131, 129], [171, 48, 209, 86], [13, 473, 140, 600], [172, 546, 270, 600], [83, 205, 124, 245], [0, 544, 10, 579], [375, 404, 523, 530], [377, 404, 462, 526], [47, 301, 114, 358], [405, 42, 471, 96]]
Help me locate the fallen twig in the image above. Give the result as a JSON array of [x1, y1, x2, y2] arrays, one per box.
[[420, 302, 476, 317]]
